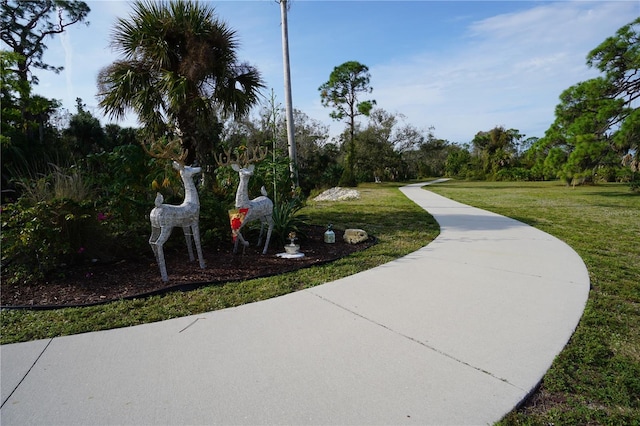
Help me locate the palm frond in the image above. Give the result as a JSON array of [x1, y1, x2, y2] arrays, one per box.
[[97, 0, 265, 161]]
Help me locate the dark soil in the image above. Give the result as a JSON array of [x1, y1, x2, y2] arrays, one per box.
[[1, 226, 375, 309]]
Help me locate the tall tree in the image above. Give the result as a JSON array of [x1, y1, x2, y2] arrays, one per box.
[[290, 109, 332, 192], [408, 134, 452, 179], [1, 0, 89, 175], [319, 60, 375, 186], [0, 0, 90, 87], [1, 50, 63, 200], [97, 0, 264, 166], [63, 98, 106, 156], [355, 109, 404, 181], [586, 16, 639, 178], [538, 17, 639, 183], [472, 126, 522, 177], [354, 109, 435, 181], [444, 144, 473, 178]]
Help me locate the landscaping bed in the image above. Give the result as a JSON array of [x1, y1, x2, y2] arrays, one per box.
[[1, 225, 375, 309]]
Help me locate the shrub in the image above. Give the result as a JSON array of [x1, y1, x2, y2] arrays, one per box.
[[495, 167, 532, 181], [17, 164, 93, 203], [84, 144, 162, 251], [198, 188, 231, 247], [271, 197, 310, 245], [1, 198, 113, 285]]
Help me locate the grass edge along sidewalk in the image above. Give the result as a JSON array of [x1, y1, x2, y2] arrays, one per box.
[[0, 183, 438, 344], [426, 180, 640, 426]]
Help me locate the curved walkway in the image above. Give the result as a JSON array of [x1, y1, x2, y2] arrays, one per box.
[[1, 181, 590, 425]]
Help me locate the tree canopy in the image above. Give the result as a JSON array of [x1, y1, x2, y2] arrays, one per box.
[[97, 0, 264, 165], [1, 0, 90, 194], [533, 17, 639, 184], [472, 127, 522, 176], [0, 0, 90, 86], [318, 61, 375, 186]]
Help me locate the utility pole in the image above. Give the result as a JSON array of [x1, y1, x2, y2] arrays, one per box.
[[279, 0, 298, 187]]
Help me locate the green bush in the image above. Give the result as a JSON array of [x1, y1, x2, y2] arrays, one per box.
[[198, 188, 231, 247], [1, 198, 114, 284], [616, 167, 635, 183], [83, 144, 165, 252], [271, 197, 310, 245], [495, 167, 533, 181], [1, 145, 171, 286], [593, 165, 618, 182], [16, 164, 94, 203]]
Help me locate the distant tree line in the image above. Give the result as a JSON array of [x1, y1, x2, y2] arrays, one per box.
[[313, 19, 639, 190]]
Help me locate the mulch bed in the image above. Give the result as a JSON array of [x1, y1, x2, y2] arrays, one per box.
[[1, 226, 375, 309]]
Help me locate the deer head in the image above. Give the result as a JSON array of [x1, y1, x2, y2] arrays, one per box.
[[232, 163, 253, 174], [142, 137, 201, 207]]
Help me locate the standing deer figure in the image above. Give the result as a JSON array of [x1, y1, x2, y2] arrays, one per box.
[[216, 147, 274, 254], [145, 140, 205, 282]]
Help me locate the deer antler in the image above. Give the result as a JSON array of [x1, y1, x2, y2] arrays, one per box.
[[214, 148, 234, 167], [215, 146, 268, 168], [141, 137, 189, 166]]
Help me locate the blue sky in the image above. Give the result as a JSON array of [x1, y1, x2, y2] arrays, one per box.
[[30, 0, 638, 144]]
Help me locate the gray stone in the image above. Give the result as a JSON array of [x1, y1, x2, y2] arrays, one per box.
[[344, 228, 368, 244]]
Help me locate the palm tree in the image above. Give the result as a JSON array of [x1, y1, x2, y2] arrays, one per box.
[[97, 0, 264, 165]]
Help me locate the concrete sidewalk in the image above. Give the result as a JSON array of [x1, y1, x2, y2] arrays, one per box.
[[1, 181, 590, 425]]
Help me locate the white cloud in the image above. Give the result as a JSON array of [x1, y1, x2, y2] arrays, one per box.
[[368, 1, 638, 143]]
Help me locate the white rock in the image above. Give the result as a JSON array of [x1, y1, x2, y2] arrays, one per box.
[[343, 229, 368, 244], [313, 187, 360, 202]]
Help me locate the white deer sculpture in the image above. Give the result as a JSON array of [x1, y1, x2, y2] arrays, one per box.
[[217, 147, 274, 254], [145, 140, 205, 282]]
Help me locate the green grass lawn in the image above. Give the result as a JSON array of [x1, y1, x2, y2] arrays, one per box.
[[0, 182, 439, 344], [426, 180, 640, 425]]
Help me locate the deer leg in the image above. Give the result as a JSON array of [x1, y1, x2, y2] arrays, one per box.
[[233, 220, 250, 254], [182, 226, 195, 262], [151, 226, 173, 282], [149, 226, 162, 263], [191, 223, 205, 269], [233, 232, 250, 253], [256, 219, 265, 247], [262, 216, 274, 255]]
